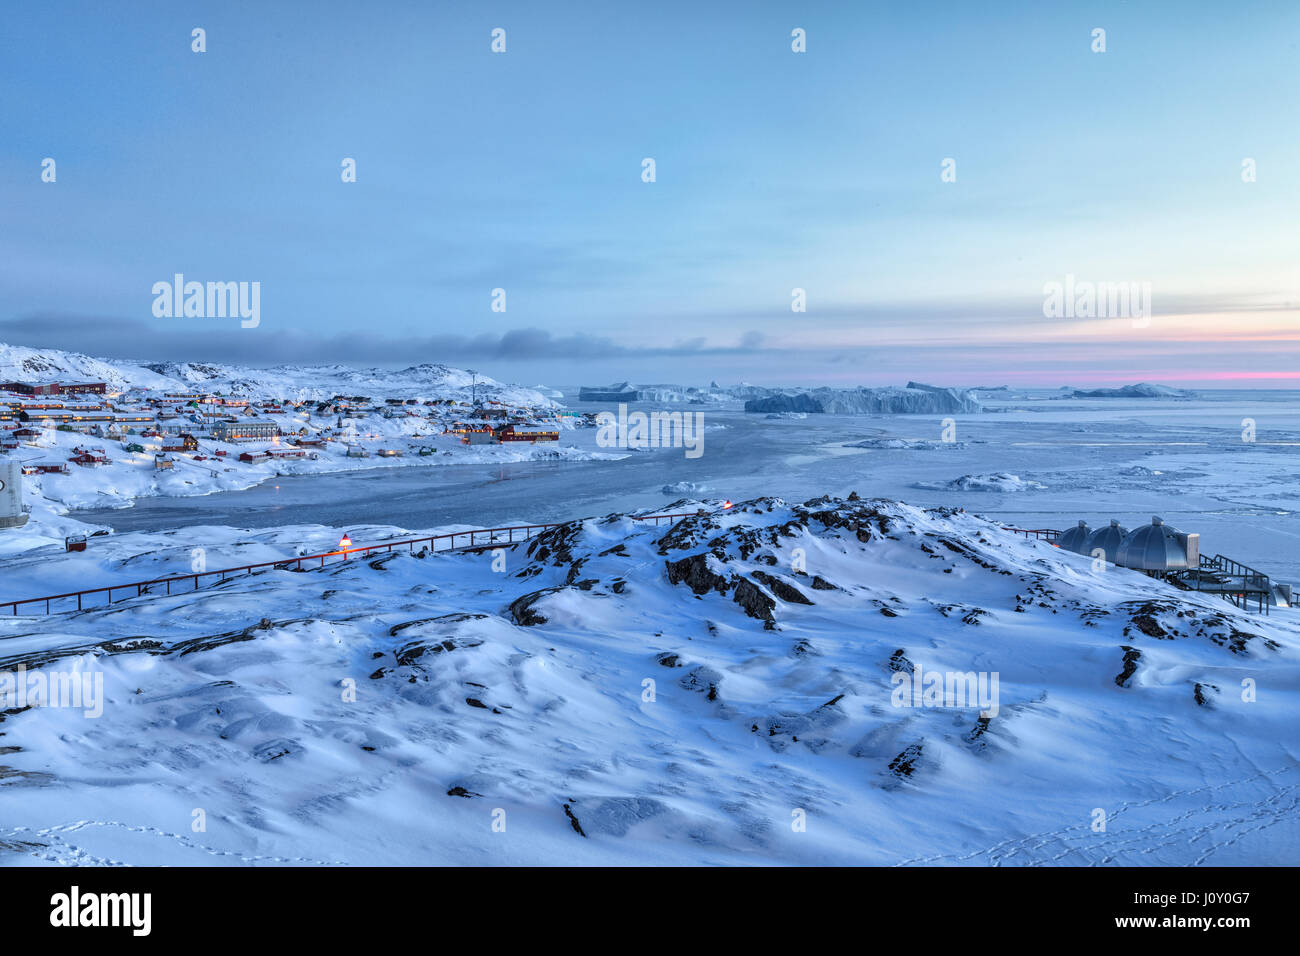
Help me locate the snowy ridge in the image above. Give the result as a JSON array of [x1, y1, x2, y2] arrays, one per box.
[[0, 343, 176, 392], [0, 342, 555, 406], [0, 494, 1296, 865]]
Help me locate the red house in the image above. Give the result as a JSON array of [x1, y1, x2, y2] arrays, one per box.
[[1, 381, 60, 396], [69, 452, 111, 467]]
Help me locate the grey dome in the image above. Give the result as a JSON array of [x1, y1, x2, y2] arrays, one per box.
[[1115, 516, 1192, 571], [1056, 520, 1092, 554], [1083, 519, 1129, 564]]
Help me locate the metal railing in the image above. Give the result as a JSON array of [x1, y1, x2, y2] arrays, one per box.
[[1003, 527, 1060, 542], [2, 510, 706, 617], [1183, 553, 1273, 614]]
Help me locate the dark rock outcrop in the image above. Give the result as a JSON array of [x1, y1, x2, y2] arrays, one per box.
[[1115, 646, 1141, 687]]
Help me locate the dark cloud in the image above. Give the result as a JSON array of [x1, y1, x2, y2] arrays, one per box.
[[0, 314, 769, 367]]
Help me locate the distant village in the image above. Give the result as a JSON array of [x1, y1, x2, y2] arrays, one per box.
[[0, 378, 593, 478]]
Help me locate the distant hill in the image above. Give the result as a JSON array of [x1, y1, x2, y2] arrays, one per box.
[[0, 342, 555, 407]]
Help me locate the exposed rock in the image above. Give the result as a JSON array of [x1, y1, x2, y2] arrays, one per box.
[[679, 665, 723, 700], [888, 742, 924, 778], [562, 803, 587, 837], [395, 636, 484, 666], [389, 612, 487, 637], [1115, 646, 1141, 687], [731, 578, 776, 627], [888, 649, 914, 674], [751, 569, 814, 606], [508, 587, 562, 626], [664, 553, 730, 596]]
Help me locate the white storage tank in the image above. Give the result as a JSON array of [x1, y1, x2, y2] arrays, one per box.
[[0, 459, 28, 529]]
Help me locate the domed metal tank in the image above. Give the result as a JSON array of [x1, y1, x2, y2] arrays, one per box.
[[1115, 516, 1198, 572], [1082, 519, 1129, 564], [1055, 519, 1092, 554]]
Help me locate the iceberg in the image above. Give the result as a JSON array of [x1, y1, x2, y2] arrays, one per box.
[[744, 383, 982, 415]]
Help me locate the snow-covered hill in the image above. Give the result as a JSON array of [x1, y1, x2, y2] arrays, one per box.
[[0, 495, 1295, 865], [0, 343, 555, 407], [0, 343, 177, 392]]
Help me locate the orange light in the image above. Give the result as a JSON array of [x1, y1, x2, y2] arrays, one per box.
[[722, 500, 733, 510], [339, 534, 352, 550]]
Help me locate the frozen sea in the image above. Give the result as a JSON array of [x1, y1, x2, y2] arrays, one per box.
[[74, 388, 1300, 589]]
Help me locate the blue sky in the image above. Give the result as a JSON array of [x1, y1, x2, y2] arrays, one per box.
[[2, 0, 1297, 386]]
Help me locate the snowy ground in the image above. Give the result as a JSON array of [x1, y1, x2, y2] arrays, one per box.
[[1, 387, 1297, 866], [0, 496, 1296, 865]]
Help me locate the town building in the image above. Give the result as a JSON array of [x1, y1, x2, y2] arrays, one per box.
[[161, 433, 200, 453], [1, 381, 62, 396], [211, 420, 279, 442], [496, 424, 560, 442], [69, 450, 111, 467]]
